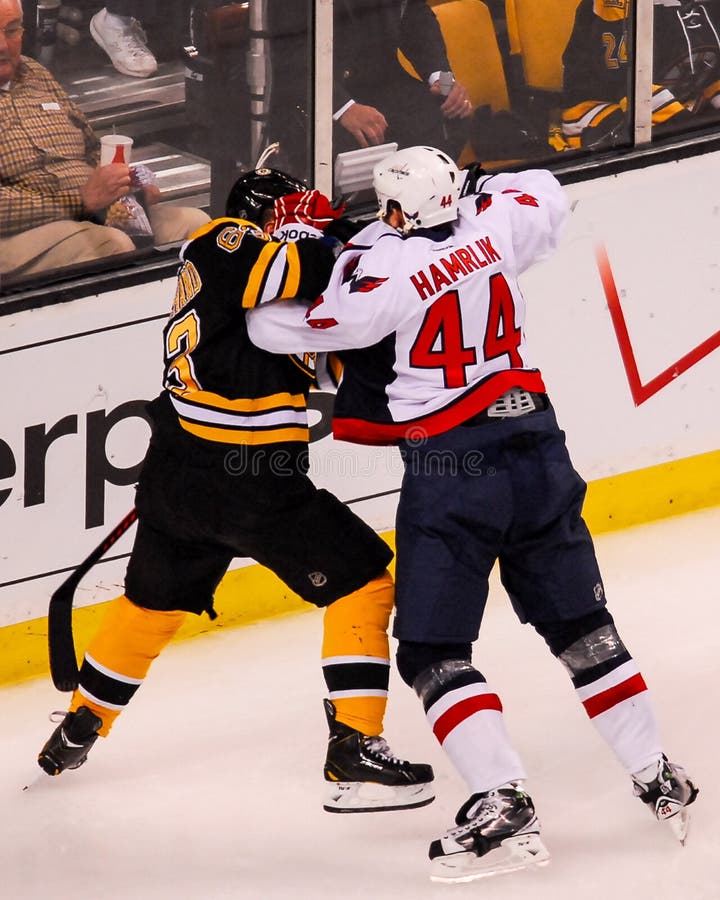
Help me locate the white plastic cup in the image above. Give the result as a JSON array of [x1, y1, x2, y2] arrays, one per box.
[[100, 134, 134, 166], [438, 71, 455, 96]]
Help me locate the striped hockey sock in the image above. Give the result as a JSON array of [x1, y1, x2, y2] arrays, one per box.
[[417, 660, 526, 793], [321, 570, 394, 736], [573, 657, 664, 773], [69, 595, 187, 736]]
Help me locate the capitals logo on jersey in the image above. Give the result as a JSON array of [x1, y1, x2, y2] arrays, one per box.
[[475, 193, 493, 214], [342, 255, 389, 293]]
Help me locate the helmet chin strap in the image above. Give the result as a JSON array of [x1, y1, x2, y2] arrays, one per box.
[[255, 142, 280, 170]]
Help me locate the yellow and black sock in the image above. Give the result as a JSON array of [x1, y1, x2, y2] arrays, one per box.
[[69, 595, 187, 736], [321, 570, 394, 736]]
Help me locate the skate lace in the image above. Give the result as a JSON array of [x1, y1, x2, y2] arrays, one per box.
[[465, 796, 502, 825], [448, 784, 527, 836], [363, 736, 403, 765], [48, 710, 67, 724], [633, 759, 689, 800], [443, 798, 503, 842]]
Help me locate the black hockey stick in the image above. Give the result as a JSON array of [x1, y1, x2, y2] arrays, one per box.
[[48, 508, 138, 692]]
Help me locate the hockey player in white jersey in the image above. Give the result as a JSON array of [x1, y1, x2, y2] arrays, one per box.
[[247, 146, 699, 882]]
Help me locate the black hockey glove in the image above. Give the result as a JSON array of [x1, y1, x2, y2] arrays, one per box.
[[323, 215, 366, 244], [460, 161, 487, 197]]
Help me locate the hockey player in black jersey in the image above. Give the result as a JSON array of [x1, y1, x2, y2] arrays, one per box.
[[37, 167, 434, 814]]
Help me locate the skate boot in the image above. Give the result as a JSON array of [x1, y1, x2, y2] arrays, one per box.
[[37, 707, 103, 776], [632, 755, 699, 844], [429, 783, 550, 883], [322, 699, 435, 813]]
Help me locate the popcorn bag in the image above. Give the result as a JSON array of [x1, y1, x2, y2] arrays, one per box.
[[104, 165, 157, 245]]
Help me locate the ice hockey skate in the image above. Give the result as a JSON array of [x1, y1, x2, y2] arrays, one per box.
[[429, 783, 550, 883], [37, 706, 103, 776], [632, 756, 699, 844], [322, 699, 435, 813]]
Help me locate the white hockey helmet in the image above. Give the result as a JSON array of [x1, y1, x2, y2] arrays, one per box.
[[372, 146, 461, 231]]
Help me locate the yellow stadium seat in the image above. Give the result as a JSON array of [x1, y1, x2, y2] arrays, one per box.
[[511, 0, 581, 92], [399, 0, 510, 113], [504, 0, 522, 56]]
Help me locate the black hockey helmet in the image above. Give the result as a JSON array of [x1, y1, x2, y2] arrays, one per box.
[[225, 167, 307, 224]]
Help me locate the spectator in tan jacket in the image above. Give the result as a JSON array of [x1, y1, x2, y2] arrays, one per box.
[[0, 0, 209, 281]]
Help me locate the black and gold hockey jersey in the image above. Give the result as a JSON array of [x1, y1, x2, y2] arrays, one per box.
[[559, 0, 719, 149], [160, 217, 335, 446], [562, 0, 631, 109]]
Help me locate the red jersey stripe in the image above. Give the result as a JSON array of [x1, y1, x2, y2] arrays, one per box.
[[433, 693, 503, 744], [582, 673, 648, 719], [333, 370, 546, 445]]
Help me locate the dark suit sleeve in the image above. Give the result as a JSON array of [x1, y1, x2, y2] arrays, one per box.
[[398, 0, 450, 82]]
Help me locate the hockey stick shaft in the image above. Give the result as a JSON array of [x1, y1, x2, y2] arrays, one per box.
[[48, 508, 138, 692]]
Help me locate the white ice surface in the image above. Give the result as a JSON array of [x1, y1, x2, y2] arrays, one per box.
[[1, 507, 718, 900]]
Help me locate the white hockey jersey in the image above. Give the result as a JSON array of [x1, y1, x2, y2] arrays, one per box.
[[247, 169, 569, 445]]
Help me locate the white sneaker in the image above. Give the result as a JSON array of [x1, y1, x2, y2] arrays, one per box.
[[90, 9, 157, 78]]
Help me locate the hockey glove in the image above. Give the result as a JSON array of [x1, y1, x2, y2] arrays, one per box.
[[460, 161, 487, 197], [323, 215, 366, 244], [273, 189, 346, 232]]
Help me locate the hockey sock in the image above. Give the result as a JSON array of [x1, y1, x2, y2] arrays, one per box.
[[545, 613, 665, 773], [69, 595, 187, 736], [540, 611, 665, 773], [572, 658, 664, 773], [415, 660, 526, 793], [321, 570, 393, 736]]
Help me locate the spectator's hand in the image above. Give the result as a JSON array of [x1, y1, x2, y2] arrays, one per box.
[[131, 165, 161, 206], [141, 184, 163, 206], [339, 103, 388, 147], [430, 79, 473, 119], [80, 163, 131, 213]]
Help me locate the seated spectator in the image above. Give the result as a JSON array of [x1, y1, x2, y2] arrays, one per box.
[[268, 0, 473, 179], [333, 0, 473, 154], [0, 0, 209, 281], [556, 0, 720, 151], [90, 2, 157, 78]]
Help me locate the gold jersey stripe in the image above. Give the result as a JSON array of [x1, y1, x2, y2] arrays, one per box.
[[172, 388, 306, 413], [189, 216, 260, 242], [289, 352, 317, 378], [328, 352, 344, 385], [279, 241, 301, 298], [242, 241, 282, 308], [179, 420, 310, 444]]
